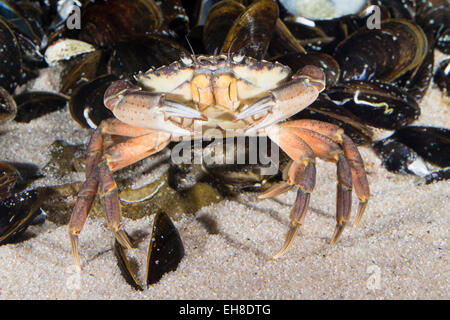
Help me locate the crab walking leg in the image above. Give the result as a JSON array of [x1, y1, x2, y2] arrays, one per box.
[[97, 133, 171, 248], [68, 127, 171, 268], [266, 126, 316, 259], [281, 120, 370, 226], [280, 126, 354, 243]]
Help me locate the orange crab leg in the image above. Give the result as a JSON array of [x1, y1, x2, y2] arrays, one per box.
[[265, 127, 316, 259], [279, 127, 354, 243], [281, 120, 370, 226], [68, 123, 171, 268]]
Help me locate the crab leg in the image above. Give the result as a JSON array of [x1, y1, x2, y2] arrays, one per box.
[[277, 126, 354, 243], [68, 121, 171, 268], [264, 126, 316, 259], [281, 120, 370, 226]]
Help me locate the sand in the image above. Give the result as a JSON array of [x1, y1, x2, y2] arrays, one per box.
[[0, 55, 448, 300]]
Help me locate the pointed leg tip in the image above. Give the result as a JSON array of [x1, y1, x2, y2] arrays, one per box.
[[354, 201, 368, 227], [114, 229, 134, 249], [69, 233, 82, 269], [330, 222, 346, 244]]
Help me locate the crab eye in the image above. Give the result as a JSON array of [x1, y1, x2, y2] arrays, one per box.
[[180, 54, 193, 66], [232, 52, 245, 64]]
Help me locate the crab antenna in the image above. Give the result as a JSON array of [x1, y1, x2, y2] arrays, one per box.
[[184, 35, 197, 64]]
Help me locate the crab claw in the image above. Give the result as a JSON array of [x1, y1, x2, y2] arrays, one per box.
[[104, 80, 207, 136], [235, 66, 326, 133]]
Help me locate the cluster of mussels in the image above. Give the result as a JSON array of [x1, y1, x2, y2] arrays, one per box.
[[0, 0, 449, 289]]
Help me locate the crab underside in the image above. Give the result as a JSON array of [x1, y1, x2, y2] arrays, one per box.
[[68, 54, 370, 268]]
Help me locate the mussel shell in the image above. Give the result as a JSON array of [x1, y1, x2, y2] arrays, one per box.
[[385, 126, 450, 168], [158, 0, 190, 39], [13, 91, 68, 123], [292, 95, 373, 145], [0, 188, 47, 244], [0, 86, 17, 124], [334, 19, 428, 83], [326, 81, 420, 130], [434, 58, 450, 95], [268, 18, 306, 57], [80, 0, 163, 48], [0, 17, 23, 93], [279, 0, 370, 20], [416, 0, 450, 54], [274, 52, 340, 87], [0, 161, 19, 200], [203, 0, 246, 55], [113, 211, 184, 289], [60, 49, 106, 95], [220, 0, 279, 59], [107, 35, 190, 77], [373, 138, 423, 174], [146, 211, 184, 285], [69, 74, 118, 129], [418, 168, 450, 184]]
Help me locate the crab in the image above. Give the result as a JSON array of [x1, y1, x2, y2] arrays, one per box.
[[68, 54, 370, 268]]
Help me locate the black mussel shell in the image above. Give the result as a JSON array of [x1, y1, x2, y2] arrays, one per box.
[[268, 18, 306, 57], [203, 0, 246, 55], [281, 20, 335, 53], [0, 17, 23, 93], [0, 188, 47, 244], [69, 74, 118, 128], [274, 52, 340, 87], [292, 95, 373, 145], [373, 138, 424, 175], [0, 86, 17, 124], [434, 58, 450, 95], [13, 91, 68, 123], [372, 0, 417, 20], [60, 49, 107, 95], [221, 0, 279, 59], [334, 19, 428, 83], [417, 168, 450, 184], [113, 211, 184, 289], [385, 126, 450, 168], [158, 0, 190, 39], [416, 0, 450, 54], [80, 0, 163, 48], [146, 211, 184, 285], [114, 234, 143, 291], [326, 81, 420, 130], [0, 161, 19, 200], [107, 35, 190, 77]]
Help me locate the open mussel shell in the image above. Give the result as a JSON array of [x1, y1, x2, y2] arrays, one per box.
[[114, 211, 184, 289], [279, 0, 370, 21], [326, 81, 420, 130], [0, 86, 17, 124], [334, 19, 428, 83], [0, 188, 48, 244], [69, 74, 118, 129], [434, 58, 450, 95], [0, 17, 23, 93], [79, 0, 163, 47], [13, 91, 68, 123]]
